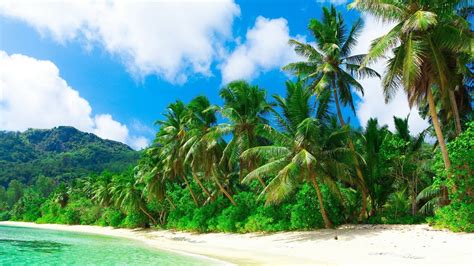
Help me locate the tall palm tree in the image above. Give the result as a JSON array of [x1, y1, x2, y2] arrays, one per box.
[[183, 96, 237, 205], [135, 147, 168, 205], [156, 101, 199, 206], [283, 6, 379, 219], [350, 0, 472, 182], [242, 81, 351, 228], [217, 80, 274, 187]]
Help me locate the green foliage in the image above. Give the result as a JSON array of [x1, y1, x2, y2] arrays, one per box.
[[97, 208, 125, 227], [430, 121, 474, 232], [1, 4, 471, 234], [0, 126, 139, 187], [430, 202, 474, 232]]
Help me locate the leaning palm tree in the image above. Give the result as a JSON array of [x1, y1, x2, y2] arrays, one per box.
[[242, 81, 351, 228], [109, 171, 157, 225], [183, 96, 236, 205], [91, 173, 114, 207], [283, 5, 379, 219], [216, 80, 274, 187], [350, 0, 472, 182], [135, 147, 168, 206], [156, 101, 199, 206]]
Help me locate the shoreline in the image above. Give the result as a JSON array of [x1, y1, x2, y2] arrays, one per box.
[[1, 221, 472, 265]]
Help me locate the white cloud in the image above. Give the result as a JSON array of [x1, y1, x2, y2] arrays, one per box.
[[0, 0, 240, 83], [93, 114, 129, 144], [0, 51, 148, 150], [353, 15, 429, 134], [0, 52, 94, 132], [128, 136, 150, 150], [221, 16, 302, 84]]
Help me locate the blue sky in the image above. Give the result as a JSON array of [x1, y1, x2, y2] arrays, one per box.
[[0, 0, 428, 149]]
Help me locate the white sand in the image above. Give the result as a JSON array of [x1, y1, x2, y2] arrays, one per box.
[[0, 221, 472, 265]]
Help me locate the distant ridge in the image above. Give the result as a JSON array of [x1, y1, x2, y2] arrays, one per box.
[[0, 126, 140, 186]]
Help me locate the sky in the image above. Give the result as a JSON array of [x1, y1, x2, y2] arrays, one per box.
[[0, 0, 428, 150]]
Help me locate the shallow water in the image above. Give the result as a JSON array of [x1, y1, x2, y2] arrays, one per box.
[[0, 225, 217, 265]]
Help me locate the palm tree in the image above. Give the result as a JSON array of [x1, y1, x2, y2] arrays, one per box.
[[53, 183, 70, 208], [109, 171, 157, 225], [360, 118, 394, 216], [156, 101, 199, 206], [217, 80, 274, 187], [135, 147, 168, 204], [350, 0, 472, 182], [283, 5, 379, 220], [183, 96, 236, 205], [242, 81, 351, 228], [91, 173, 114, 207], [392, 116, 428, 214]]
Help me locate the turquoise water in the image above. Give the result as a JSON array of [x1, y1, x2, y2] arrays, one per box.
[[0, 225, 218, 265]]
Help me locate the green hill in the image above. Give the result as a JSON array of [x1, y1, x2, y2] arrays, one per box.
[[0, 126, 140, 186]]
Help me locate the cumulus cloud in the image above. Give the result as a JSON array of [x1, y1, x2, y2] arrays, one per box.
[[221, 16, 302, 84], [128, 136, 150, 151], [93, 114, 129, 144], [0, 51, 148, 150], [352, 15, 429, 134], [0, 0, 240, 83]]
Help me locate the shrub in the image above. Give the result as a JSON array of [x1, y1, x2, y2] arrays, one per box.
[[431, 203, 474, 232]]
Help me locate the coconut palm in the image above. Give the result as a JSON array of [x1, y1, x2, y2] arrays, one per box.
[[350, 0, 472, 181], [53, 183, 70, 208], [392, 116, 428, 214], [283, 5, 379, 219], [216, 80, 274, 187], [183, 96, 236, 205], [109, 171, 157, 225], [359, 118, 394, 216], [416, 183, 442, 215], [135, 147, 167, 205], [242, 81, 351, 228], [156, 101, 199, 206], [91, 173, 114, 207]]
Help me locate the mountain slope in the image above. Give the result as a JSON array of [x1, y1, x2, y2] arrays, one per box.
[[0, 126, 140, 186]]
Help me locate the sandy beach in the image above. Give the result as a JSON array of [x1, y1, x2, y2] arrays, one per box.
[[0, 221, 472, 265]]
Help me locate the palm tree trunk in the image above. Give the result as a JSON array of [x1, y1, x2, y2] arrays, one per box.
[[449, 88, 462, 136], [166, 196, 176, 209], [370, 196, 376, 217], [249, 160, 266, 188], [427, 88, 453, 204], [333, 87, 368, 221], [427, 88, 452, 171], [182, 175, 199, 206], [427, 39, 461, 137], [411, 194, 417, 216], [214, 176, 237, 206], [139, 205, 157, 225], [310, 174, 333, 229], [256, 176, 266, 188], [192, 171, 212, 200]]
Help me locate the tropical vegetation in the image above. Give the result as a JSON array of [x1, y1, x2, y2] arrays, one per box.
[[1, 2, 472, 232]]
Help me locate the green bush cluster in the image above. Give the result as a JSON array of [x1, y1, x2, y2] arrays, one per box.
[[429, 122, 474, 232], [163, 183, 346, 233]]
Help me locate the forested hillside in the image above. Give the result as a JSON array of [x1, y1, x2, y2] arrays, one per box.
[[0, 126, 140, 186]]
